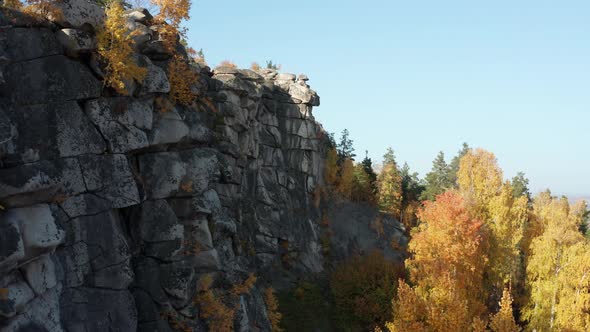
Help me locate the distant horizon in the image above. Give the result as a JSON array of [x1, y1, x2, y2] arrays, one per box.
[[186, 0, 590, 197]]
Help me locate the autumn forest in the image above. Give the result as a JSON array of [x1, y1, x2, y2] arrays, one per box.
[[316, 129, 590, 332]]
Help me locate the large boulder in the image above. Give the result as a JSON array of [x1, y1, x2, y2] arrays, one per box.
[[3, 102, 106, 165], [138, 148, 220, 199], [49, 0, 105, 29], [85, 97, 153, 153], [0, 219, 24, 272], [0, 158, 86, 208], [55, 28, 96, 55], [78, 154, 141, 209], [9, 204, 65, 257], [60, 288, 137, 332], [0, 27, 61, 62]]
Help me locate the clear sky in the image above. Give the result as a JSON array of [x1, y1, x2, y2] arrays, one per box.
[[185, 0, 590, 196]]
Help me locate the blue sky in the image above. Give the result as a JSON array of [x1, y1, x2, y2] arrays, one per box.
[[185, 0, 590, 196]]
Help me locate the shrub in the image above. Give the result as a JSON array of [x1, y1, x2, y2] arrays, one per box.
[[194, 275, 235, 332], [330, 251, 405, 331], [231, 273, 257, 297], [218, 60, 237, 68], [278, 281, 334, 332], [264, 287, 284, 332], [266, 60, 281, 70], [2, 0, 23, 9], [168, 54, 198, 105], [97, 1, 147, 95], [250, 62, 261, 71]]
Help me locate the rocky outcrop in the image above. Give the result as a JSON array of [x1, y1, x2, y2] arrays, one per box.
[[0, 4, 405, 332]]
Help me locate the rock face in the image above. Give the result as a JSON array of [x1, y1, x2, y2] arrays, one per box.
[[0, 4, 406, 332]]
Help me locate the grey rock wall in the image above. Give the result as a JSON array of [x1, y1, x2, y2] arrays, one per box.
[[0, 4, 406, 331]]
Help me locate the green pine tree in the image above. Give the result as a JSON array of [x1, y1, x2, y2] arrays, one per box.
[[420, 151, 452, 201]]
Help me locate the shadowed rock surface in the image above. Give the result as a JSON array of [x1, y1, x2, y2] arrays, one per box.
[[0, 4, 406, 331]]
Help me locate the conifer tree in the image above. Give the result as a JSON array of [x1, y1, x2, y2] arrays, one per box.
[[448, 142, 470, 185], [511, 172, 531, 201], [400, 162, 424, 229], [420, 151, 452, 201], [337, 129, 356, 162], [352, 163, 374, 203], [361, 150, 378, 194]]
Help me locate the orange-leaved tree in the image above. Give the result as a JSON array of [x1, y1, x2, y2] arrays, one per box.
[[388, 191, 488, 332], [457, 148, 528, 306]]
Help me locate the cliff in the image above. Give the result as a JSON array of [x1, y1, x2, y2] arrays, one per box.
[[0, 3, 405, 331]]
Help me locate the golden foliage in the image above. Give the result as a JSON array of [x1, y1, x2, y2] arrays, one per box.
[[412, 191, 488, 309], [251, 62, 261, 71], [377, 163, 403, 217], [472, 317, 489, 332], [388, 191, 489, 332], [487, 182, 528, 291], [352, 162, 376, 203], [371, 215, 385, 238], [336, 158, 354, 199], [22, 0, 63, 21], [219, 60, 237, 68], [194, 275, 235, 332], [457, 148, 503, 217], [151, 0, 190, 26], [554, 241, 590, 331], [154, 96, 174, 113], [490, 287, 520, 332], [2, 0, 22, 9], [97, 2, 147, 95], [231, 273, 257, 297], [524, 193, 586, 331], [179, 179, 193, 193], [264, 287, 284, 332], [386, 280, 428, 332], [0, 288, 8, 300], [400, 200, 421, 231], [331, 251, 404, 330], [168, 54, 198, 105]]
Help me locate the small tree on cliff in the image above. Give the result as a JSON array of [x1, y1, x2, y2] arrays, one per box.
[[361, 150, 378, 195], [97, 1, 147, 95]]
